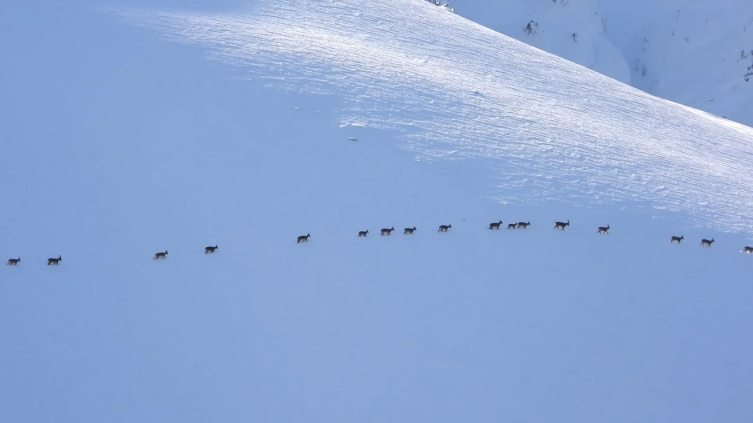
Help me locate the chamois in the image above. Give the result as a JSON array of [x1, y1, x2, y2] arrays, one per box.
[[597, 225, 610, 234], [404, 227, 417, 234], [380, 227, 395, 236], [700, 238, 715, 247], [7, 258, 20, 266], [438, 224, 452, 232], [488, 220, 503, 230], [507, 223, 517, 229], [47, 255, 62, 265], [358, 230, 369, 237], [205, 245, 218, 254], [670, 235, 684, 243], [743, 246, 753, 254], [297, 233, 311, 243], [153, 251, 168, 260], [554, 220, 570, 230], [516, 221, 531, 229]]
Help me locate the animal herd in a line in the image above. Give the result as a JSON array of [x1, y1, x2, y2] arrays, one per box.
[[6, 220, 753, 267]]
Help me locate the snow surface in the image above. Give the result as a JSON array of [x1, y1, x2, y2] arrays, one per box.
[[116, 0, 753, 233], [451, 0, 753, 127], [2, 1, 753, 422]]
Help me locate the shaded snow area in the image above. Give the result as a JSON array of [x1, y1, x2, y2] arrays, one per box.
[[452, 0, 753, 126], [445, 0, 632, 84], [2, 1, 752, 423]]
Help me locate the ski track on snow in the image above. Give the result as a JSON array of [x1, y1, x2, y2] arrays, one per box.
[[116, 0, 753, 233]]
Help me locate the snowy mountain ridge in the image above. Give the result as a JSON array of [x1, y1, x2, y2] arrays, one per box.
[[451, 0, 753, 126], [118, 0, 753, 232]]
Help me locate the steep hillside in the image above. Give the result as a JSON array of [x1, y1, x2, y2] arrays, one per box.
[[117, 0, 753, 233], [1, 1, 752, 423], [451, 0, 753, 126]]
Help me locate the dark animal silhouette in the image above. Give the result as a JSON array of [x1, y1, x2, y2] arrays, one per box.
[[47, 255, 62, 265], [488, 220, 503, 230], [380, 227, 395, 236], [297, 233, 311, 243], [7, 258, 20, 266], [670, 235, 684, 243], [358, 230, 369, 237], [438, 224, 452, 232], [700, 238, 715, 247], [205, 245, 218, 254], [404, 227, 417, 234], [597, 225, 610, 234], [554, 220, 570, 230], [744, 246, 753, 254], [507, 223, 517, 229], [516, 221, 531, 229], [153, 251, 168, 260]]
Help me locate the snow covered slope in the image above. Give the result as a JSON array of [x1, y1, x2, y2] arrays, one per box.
[[446, 0, 632, 84], [117, 0, 753, 232], [2, 1, 753, 422], [451, 0, 753, 126]]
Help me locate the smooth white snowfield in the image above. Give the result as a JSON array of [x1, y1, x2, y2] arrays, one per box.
[[118, 0, 753, 233], [451, 0, 753, 127], [1, 1, 753, 422]]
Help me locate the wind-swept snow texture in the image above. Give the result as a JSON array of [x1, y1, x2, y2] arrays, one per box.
[[2, 1, 753, 423], [118, 0, 753, 233]]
